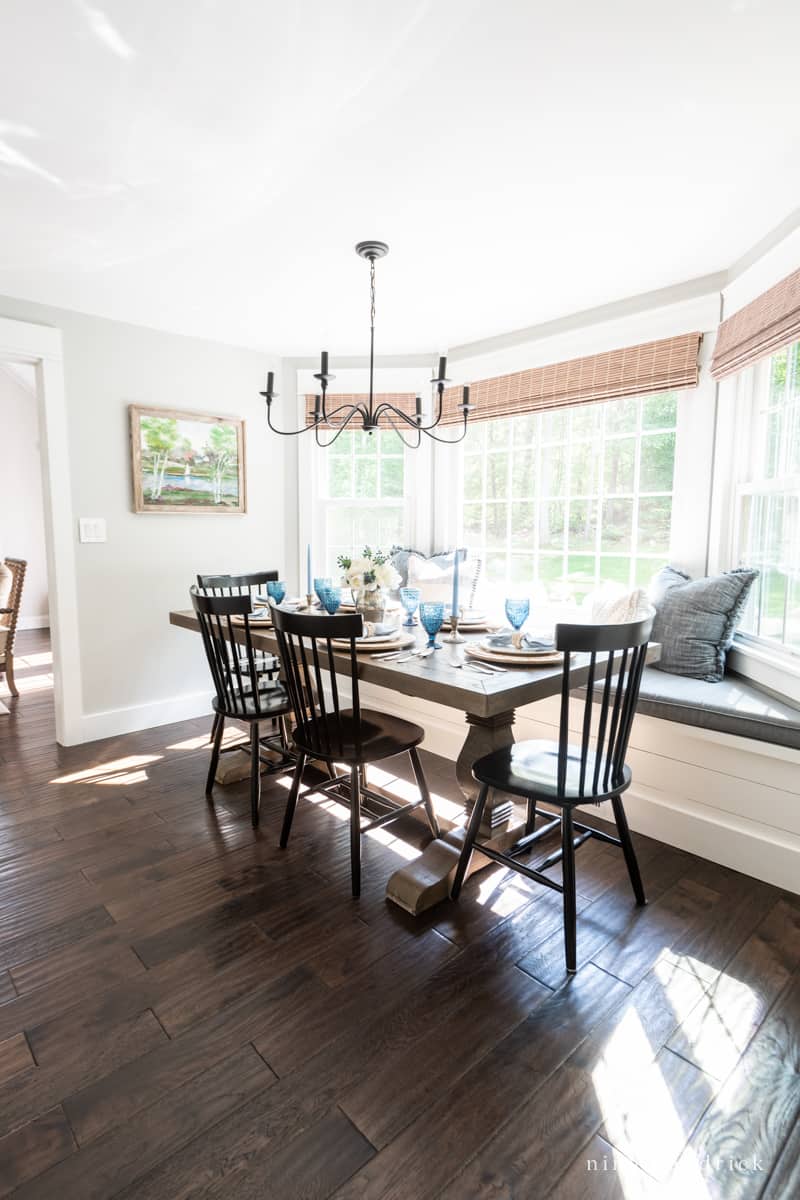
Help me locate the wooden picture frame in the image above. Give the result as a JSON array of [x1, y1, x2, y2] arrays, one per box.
[[129, 405, 247, 514]]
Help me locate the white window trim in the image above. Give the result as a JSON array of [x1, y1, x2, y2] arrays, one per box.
[[707, 356, 800, 701]]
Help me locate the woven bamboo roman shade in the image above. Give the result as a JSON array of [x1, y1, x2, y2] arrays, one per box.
[[439, 332, 702, 425], [304, 393, 417, 429], [711, 267, 800, 380]]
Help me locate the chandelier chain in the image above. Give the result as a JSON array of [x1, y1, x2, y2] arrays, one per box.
[[370, 257, 376, 329]]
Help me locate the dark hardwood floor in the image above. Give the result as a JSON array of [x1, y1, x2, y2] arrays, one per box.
[[1, 629, 799, 1198]]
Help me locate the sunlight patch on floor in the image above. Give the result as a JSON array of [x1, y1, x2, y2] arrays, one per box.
[[590, 957, 720, 1199], [51, 754, 162, 784], [472, 867, 534, 916], [13, 671, 54, 694], [668, 969, 761, 1082], [16, 651, 53, 669], [165, 731, 247, 752]]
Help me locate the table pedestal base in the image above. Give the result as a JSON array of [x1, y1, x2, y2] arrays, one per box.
[[387, 707, 521, 915], [456, 708, 516, 836]]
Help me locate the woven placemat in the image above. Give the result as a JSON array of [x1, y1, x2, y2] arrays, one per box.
[[466, 643, 562, 668], [330, 632, 415, 654]]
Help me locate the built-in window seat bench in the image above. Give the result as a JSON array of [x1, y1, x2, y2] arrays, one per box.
[[635, 666, 800, 751]]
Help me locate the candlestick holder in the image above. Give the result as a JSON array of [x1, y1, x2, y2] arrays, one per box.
[[305, 593, 316, 610], [444, 610, 466, 644]]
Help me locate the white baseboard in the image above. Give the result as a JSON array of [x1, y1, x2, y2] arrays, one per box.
[[65, 690, 213, 745], [581, 785, 800, 896], [18, 616, 50, 630]]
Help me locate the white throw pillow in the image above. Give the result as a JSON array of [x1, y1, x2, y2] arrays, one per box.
[[407, 553, 478, 607], [589, 584, 654, 624]]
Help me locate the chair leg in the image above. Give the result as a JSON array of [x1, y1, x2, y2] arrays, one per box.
[[5, 654, 18, 698], [280, 752, 306, 847], [278, 713, 290, 752], [350, 765, 362, 898], [525, 797, 538, 836], [408, 746, 441, 839], [611, 794, 646, 906], [561, 807, 577, 974], [249, 722, 262, 828], [209, 710, 223, 746], [451, 784, 490, 900], [205, 712, 225, 797]]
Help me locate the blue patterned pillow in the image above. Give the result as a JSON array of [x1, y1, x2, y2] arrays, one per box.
[[649, 566, 758, 682]]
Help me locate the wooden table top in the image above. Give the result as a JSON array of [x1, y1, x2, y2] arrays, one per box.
[[170, 609, 660, 720]]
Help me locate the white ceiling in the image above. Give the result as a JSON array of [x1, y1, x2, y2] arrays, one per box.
[[1, 0, 799, 356]]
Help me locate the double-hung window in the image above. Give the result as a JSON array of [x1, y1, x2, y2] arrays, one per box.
[[457, 391, 679, 606], [732, 340, 800, 654], [317, 429, 408, 575]]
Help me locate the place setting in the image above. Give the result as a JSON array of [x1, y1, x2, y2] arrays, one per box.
[[464, 597, 560, 669], [229, 579, 303, 625]]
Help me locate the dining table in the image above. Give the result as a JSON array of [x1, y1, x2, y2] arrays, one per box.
[[169, 607, 660, 914]]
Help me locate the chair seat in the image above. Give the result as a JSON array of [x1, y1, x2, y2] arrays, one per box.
[[473, 739, 631, 804], [213, 682, 291, 719], [292, 707, 425, 764]]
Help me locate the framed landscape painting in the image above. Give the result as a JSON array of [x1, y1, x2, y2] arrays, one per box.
[[129, 405, 246, 514]]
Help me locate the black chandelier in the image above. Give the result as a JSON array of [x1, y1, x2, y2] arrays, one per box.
[[260, 241, 473, 447]]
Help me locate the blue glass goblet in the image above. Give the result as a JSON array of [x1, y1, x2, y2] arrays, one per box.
[[505, 597, 530, 633], [267, 580, 286, 606], [313, 576, 332, 606], [419, 601, 445, 650], [318, 586, 341, 615], [399, 586, 421, 627]]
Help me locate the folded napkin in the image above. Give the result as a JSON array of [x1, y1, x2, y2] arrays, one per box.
[[485, 631, 556, 652], [358, 622, 399, 641]]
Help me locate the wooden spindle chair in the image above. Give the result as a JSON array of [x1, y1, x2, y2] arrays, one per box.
[[195, 570, 284, 749], [451, 615, 653, 973], [0, 557, 26, 698], [190, 587, 294, 827], [272, 606, 441, 897]]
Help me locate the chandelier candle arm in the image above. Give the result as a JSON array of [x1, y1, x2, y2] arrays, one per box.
[[260, 240, 472, 445]]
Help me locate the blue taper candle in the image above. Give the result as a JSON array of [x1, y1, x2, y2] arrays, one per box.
[[452, 547, 461, 617], [306, 543, 312, 595]]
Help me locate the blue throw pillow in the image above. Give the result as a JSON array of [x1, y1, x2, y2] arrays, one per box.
[[649, 566, 758, 682]]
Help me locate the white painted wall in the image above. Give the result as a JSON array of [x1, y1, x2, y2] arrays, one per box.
[[0, 364, 49, 626], [0, 295, 289, 741]]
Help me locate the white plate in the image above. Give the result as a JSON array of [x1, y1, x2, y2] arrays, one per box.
[[480, 638, 556, 657], [467, 644, 562, 667]]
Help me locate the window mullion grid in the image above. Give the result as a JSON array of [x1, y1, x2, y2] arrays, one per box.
[[595, 409, 606, 589], [506, 423, 513, 591], [563, 417, 572, 591], [533, 415, 542, 592], [630, 398, 643, 589]]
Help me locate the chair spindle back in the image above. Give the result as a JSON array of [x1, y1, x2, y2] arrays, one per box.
[[272, 607, 363, 759], [554, 615, 653, 799], [190, 586, 279, 720]]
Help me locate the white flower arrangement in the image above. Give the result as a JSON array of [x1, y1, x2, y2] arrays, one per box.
[[337, 546, 401, 593]]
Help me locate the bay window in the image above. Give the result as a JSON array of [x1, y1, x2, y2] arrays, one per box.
[[456, 391, 679, 606]]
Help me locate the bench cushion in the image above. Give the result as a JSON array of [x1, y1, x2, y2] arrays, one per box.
[[636, 666, 800, 750]]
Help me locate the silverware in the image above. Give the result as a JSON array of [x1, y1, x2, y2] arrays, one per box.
[[374, 646, 426, 661], [453, 661, 494, 675], [394, 648, 434, 663], [453, 659, 507, 674]]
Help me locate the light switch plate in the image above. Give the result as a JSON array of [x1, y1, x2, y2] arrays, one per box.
[[79, 517, 107, 543]]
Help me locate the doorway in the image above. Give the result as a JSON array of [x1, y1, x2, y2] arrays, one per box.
[[0, 317, 81, 745]]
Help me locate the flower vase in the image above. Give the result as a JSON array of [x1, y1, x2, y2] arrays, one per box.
[[356, 584, 385, 625]]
